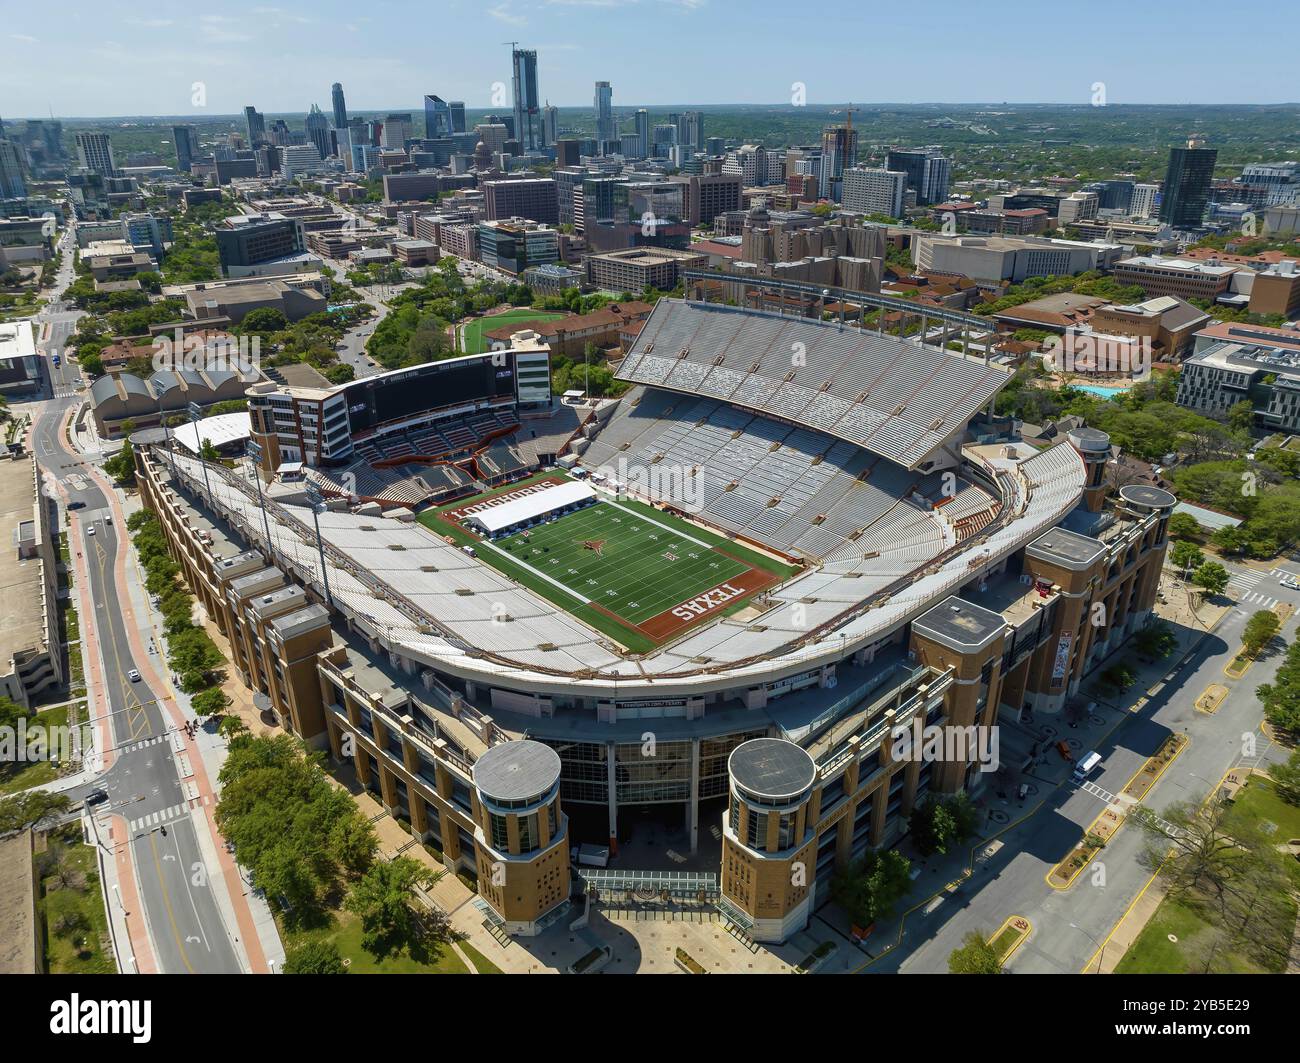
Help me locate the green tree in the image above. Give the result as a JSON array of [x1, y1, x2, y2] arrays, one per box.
[[344, 856, 435, 959], [216, 735, 377, 926], [1227, 400, 1256, 433], [282, 939, 348, 974], [830, 848, 912, 927], [1192, 561, 1229, 598], [0, 791, 71, 833], [1167, 512, 1201, 540], [1258, 640, 1300, 735], [1133, 798, 1296, 971], [240, 307, 289, 334], [1170, 539, 1204, 575], [191, 687, 230, 718], [1241, 610, 1280, 657], [909, 794, 977, 857], [1133, 620, 1176, 660], [948, 930, 1003, 974], [104, 439, 137, 486], [1266, 749, 1300, 807]]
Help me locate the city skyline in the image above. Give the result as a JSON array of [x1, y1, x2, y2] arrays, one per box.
[[1, 0, 1295, 117]]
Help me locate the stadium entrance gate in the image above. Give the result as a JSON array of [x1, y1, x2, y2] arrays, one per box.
[[577, 868, 720, 922]]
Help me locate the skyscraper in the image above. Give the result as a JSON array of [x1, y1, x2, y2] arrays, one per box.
[[331, 83, 348, 129], [819, 122, 859, 199], [886, 147, 950, 206], [542, 103, 558, 148], [380, 114, 412, 150], [74, 132, 116, 177], [634, 109, 650, 160], [678, 111, 704, 153], [172, 124, 200, 173], [305, 104, 332, 159], [449, 101, 467, 134], [511, 48, 541, 152], [0, 139, 25, 199], [594, 81, 614, 155], [244, 106, 267, 147], [424, 95, 452, 138], [1159, 138, 1217, 230]]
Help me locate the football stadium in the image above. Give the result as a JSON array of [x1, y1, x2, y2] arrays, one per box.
[[137, 288, 1175, 941]]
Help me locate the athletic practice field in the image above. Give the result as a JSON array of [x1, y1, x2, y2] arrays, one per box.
[[458, 309, 568, 354], [422, 484, 798, 652]]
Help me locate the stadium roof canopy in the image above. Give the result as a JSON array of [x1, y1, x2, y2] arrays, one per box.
[[618, 300, 1012, 470], [467, 480, 597, 535], [171, 411, 252, 455]]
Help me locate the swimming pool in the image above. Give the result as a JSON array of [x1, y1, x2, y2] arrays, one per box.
[[1071, 382, 1132, 398]]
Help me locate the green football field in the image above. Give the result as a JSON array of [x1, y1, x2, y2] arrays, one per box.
[[493, 501, 752, 626], [458, 309, 568, 354]]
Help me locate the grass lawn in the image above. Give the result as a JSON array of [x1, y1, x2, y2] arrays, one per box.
[[459, 309, 567, 355], [988, 925, 1019, 957], [421, 486, 798, 652], [281, 908, 469, 974], [0, 703, 90, 795], [459, 940, 504, 974], [1115, 779, 1300, 974], [495, 502, 752, 625], [38, 824, 116, 974], [1234, 777, 1300, 841]]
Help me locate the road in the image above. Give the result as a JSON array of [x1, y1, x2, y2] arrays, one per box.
[[32, 229, 244, 973], [868, 560, 1300, 974]]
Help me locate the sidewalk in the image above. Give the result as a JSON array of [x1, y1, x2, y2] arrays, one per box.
[[67, 407, 282, 974], [116, 488, 286, 973]]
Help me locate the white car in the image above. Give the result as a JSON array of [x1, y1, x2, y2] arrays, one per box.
[[1281, 575, 1300, 590], [87, 526, 95, 536], [127, 669, 141, 682]]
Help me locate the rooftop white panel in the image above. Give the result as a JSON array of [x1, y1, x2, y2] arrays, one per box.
[[467, 481, 597, 534]]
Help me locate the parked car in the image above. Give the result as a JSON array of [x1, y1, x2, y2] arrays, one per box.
[[1055, 740, 1074, 762]]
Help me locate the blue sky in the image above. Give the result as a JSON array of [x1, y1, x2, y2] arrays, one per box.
[[2, 0, 1295, 117]]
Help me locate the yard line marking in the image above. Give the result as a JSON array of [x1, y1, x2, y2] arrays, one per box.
[[477, 539, 592, 604], [602, 497, 716, 550]]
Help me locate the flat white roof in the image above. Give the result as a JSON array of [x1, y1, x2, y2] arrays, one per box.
[[172, 411, 252, 455], [469, 480, 596, 534], [0, 320, 36, 360]]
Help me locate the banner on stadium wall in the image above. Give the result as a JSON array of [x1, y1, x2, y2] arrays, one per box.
[[1051, 632, 1073, 682]]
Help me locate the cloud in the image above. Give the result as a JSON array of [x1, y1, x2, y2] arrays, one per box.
[[487, 3, 527, 25], [198, 15, 254, 43], [10, 33, 39, 43], [125, 17, 174, 27]]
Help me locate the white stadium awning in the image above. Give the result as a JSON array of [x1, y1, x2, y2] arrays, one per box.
[[469, 481, 597, 534]]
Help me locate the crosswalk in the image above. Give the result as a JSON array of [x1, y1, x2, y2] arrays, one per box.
[[1228, 569, 1279, 610], [118, 734, 169, 755], [1238, 589, 1280, 609], [127, 795, 210, 834], [1228, 570, 1264, 590]]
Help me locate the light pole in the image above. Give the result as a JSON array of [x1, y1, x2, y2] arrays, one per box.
[[246, 439, 274, 559], [158, 395, 177, 479], [1188, 771, 1226, 804], [1069, 921, 1105, 974], [303, 481, 333, 609], [188, 401, 213, 506]]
